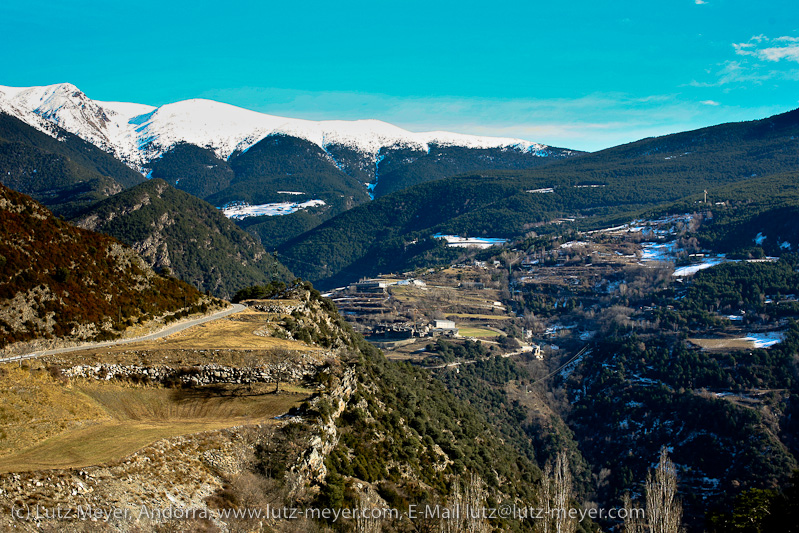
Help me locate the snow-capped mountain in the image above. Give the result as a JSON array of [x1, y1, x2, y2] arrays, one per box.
[[0, 82, 555, 173]]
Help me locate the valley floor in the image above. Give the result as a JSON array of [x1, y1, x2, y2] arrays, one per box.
[[333, 213, 799, 530]]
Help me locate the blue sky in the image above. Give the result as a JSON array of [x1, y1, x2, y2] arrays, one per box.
[[2, 0, 798, 151]]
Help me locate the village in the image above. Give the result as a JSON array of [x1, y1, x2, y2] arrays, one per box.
[[324, 212, 782, 370], [325, 263, 547, 365]]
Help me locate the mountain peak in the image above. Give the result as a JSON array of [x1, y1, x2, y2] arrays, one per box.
[[2, 82, 559, 173], [0, 82, 120, 153], [0, 82, 87, 113], [0, 81, 76, 98]]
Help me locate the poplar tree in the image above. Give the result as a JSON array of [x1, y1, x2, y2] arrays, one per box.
[[645, 447, 683, 533]]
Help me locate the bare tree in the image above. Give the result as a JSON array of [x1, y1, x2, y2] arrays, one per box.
[[645, 447, 682, 533], [442, 473, 490, 533], [540, 462, 553, 533], [271, 348, 292, 393], [238, 351, 264, 395], [622, 492, 645, 533], [355, 491, 382, 533], [538, 451, 576, 533], [274, 366, 283, 393], [553, 452, 576, 533]]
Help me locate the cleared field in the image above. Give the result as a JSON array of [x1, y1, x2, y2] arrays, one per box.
[[388, 285, 424, 299], [115, 309, 312, 350], [0, 421, 232, 473], [82, 382, 309, 420], [0, 381, 308, 473], [391, 285, 500, 305], [0, 304, 321, 474], [0, 366, 110, 457], [446, 313, 510, 320], [458, 327, 503, 338], [44, 308, 322, 367], [688, 337, 760, 350]]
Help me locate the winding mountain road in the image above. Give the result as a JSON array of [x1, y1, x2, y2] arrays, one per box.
[[0, 304, 247, 364]]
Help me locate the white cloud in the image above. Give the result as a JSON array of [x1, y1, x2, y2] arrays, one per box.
[[690, 60, 767, 87], [732, 43, 756, 56], [758, 45, 799, 63], [695, 35, 799, 87], [734, 36, 799, 63], [694, 0, 707, 4], [701, 100, 721, 106]]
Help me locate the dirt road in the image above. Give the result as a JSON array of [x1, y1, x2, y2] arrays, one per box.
[[0, 304, 247, 364]]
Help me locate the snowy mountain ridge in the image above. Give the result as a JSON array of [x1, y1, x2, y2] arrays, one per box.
[[0, 82, 554, 173]]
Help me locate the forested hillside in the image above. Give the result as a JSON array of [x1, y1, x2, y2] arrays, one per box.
[[396, 224, 799, 529], [71, 179, 293, 298], [147, 136, 373, 247], [0, 183, 206, 350], [279, 108, 799, 288], [151, 135, 371, 212], [0, 112, 144, 216], [371, 143, 576, 197], [227, 282, 597, 533], [672, 172, 799, 258]]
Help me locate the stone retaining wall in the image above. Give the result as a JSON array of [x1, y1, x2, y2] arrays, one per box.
[[62, 361, 319, 386]]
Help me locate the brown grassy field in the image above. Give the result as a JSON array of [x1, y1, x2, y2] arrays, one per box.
[[43, 308, 323, 367], [0, 306, 317, 473], [0, 378, 309, 473], [390, 285, 502, 310], [457, 327, 503, 338], [0, 366, 110, 457], [144, 310, 304, 350], [688, 337, 760, 350]]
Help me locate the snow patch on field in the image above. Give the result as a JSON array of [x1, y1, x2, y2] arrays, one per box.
[[220, 200, 325, 219], [640, 242, 676, 261], [744, 332, 785, 348], [640, 241, 734, 277], [433, 234, 508, 249], [560, 241, 589, 249], [673, 257, 728, 277]]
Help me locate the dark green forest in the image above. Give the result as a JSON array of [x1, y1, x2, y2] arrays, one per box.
[[0, 112, 144, 216], [70, 179, 293, 298], [279, 108, 799, 288], [371, 143, 576, 198]]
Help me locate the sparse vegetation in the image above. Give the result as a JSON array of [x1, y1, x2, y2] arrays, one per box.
[[0, 184, 208, 349]]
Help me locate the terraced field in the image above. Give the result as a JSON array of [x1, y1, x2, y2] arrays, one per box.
[[0, 382, 307, 472], [0, 305, 317, 473]]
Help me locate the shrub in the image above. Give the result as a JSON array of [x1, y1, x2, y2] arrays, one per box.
[[53, 266, 70, 283]]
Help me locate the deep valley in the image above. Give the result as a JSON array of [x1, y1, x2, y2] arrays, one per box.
[[1, 83, 799, 532]]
